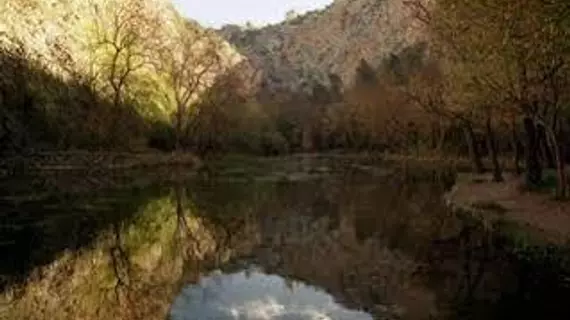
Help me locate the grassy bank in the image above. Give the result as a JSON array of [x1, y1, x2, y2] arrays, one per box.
[[0, 151, 201, 177]]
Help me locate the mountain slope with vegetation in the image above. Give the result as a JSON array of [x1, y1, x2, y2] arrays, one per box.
[[218, 0, 570, 200], [0, 0, 243, 152], [1, 0, 569, 201]]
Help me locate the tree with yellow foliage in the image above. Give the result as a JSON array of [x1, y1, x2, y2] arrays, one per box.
[[407, 0, 570, 195], [154, 22, 225, 150]]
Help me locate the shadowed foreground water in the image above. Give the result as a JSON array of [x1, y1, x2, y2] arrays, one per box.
[[1, 158, 570, 320]]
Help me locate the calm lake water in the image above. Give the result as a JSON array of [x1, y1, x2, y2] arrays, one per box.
[[1, 156, 569, 319]]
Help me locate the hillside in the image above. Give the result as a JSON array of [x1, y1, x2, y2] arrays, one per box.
[[219, 0, 429, 93], [0, 0, 242, 86], [0, 0, 432, 155], [0, 0, 244, 152]]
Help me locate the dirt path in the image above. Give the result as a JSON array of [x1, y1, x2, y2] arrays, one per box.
[[445, 173, 570, 244]]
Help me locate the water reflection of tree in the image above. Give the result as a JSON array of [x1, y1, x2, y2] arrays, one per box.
[[13, 166, 565, 319], [110, 220, 132, 304], [2, 183, 259, 320], [173, 183, 200, 260], [423, 216, 517, 319]]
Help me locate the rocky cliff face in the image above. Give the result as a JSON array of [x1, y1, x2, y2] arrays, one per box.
[[219, 0, 429, 93], [0, 0, 243, 101], [1, 0, 427, 103]]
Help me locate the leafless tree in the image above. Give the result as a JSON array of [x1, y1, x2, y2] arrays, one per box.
[[89, 0, 160, 108], [155, 24, 226, 149]]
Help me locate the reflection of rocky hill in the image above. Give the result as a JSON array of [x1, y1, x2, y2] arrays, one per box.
[[239, 178, 448, 319], [187, 173, 454, 319], [253, 214, 436, 319]]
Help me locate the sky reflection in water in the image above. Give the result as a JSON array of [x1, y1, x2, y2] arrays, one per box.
[[170, 268, 374, 320]]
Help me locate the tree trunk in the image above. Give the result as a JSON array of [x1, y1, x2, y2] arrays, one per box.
[[302, 123, 314, 152], [462, 122, 485, 174], [523, 117, 542, 186], [175, 104, 183, 150], [556, 141, 567, 199], [511, 120, 522, 175], [430, 121, 438, 150], [485, 115, 503, 182], [437, 121, 447, 154], [544, 120, 568, 199], [537, 124, 556, 169]]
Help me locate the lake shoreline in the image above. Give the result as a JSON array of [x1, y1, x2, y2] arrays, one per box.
[[3, 154, 570, 319], [0, 151, 202, 176], [445, 172, 570, 245]]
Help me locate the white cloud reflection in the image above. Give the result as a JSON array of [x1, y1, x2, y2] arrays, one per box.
[[169, 269, 374, 320]]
